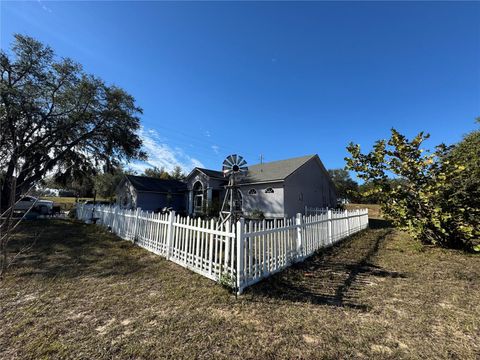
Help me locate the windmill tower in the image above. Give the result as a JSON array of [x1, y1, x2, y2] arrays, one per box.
[[220, 154, 248, 224]]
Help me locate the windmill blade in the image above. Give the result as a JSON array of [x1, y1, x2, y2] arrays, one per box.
[[223, 158, 233, 167], [226, 154, 235, 165], [221, 154, 248, 177]]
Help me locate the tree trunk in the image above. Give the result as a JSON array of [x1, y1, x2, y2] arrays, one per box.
[[0, 175, 23, 212]]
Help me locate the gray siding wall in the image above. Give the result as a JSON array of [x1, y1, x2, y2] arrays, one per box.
[[283, 158, 337, 217], [136, 192, 186, 212], [239, 182, 285, 218], [116, 181, 186, 212]]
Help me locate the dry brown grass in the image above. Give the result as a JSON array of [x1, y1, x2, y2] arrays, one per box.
[[346, 203, 383, 219], [1, 219, 478, 359], [40, 197, 110, 211]]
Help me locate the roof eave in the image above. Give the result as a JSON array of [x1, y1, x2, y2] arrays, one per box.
[[136, 190, 187, 194], [238, 179, 285, 186]]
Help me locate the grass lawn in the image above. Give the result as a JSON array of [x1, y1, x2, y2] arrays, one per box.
[[1, 219, 479, 359]]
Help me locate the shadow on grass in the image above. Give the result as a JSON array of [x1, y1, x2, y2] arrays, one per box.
[[8, 219, 148, 279], [246, 225, 404, 310], [368, 218, 393, 229]]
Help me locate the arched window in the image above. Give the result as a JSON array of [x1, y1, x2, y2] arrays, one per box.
[[265, 187, 274, 194], [193, 181, 204, 213], [248, 189, 257, 195]]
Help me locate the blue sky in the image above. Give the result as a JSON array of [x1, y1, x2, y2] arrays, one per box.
[[2, 1, 479, 175]]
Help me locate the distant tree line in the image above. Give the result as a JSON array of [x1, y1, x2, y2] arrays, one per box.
[[327, 169, 403, 204], [143, 165, 185, 181], [43, 165, 186, 200]]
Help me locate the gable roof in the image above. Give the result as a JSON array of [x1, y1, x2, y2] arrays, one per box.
[[186, 167, 225, 180], [196, 168, 224, 179], [240, 154, 317, 184], [125, 175, 187, 193]]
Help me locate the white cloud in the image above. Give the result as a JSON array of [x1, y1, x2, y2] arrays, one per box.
[[37, 0, 53, 13], [128, 127, 204, 174], [204, 130, 211, 137], [211, 145, 219, 154]]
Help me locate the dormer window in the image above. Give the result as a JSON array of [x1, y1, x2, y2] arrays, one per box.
[[265, 188, 274, 194], [248, 189, 257, 195]]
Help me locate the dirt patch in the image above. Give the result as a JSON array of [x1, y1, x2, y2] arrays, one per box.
[[96, 318, 116, 335]]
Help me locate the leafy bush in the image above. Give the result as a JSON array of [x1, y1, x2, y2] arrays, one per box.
[[219, 272, 236, 290], [249, 209, 265, 220], [345, 125, 479, 251]]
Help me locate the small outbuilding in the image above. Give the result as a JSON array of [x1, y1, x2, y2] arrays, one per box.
[[115, 175, 187, 213]]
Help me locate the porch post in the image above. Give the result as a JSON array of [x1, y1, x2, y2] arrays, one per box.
[[206, 188, 213, 212], [188, 190, 193, 215]]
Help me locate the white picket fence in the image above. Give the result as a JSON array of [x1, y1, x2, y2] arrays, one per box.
[[76, 204, 236, 281], [304, 206, 330, 216], [76, 204, 368, 293]]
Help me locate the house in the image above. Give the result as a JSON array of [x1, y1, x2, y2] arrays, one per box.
[[185, 154, 337, 218], [115, 175, 187, 212]]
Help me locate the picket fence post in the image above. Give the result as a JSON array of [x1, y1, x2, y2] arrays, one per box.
[[112, 206, 118, 232], [345, 209, 350, 236], [327, 209, 333, 244], [132, 208, 140, 242], [236, 217, 245, 295], [166, 211, 175, 260], [295, 213, 303, 260]]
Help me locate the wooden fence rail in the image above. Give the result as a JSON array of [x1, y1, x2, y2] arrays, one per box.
[[76, 205, 368, 294]]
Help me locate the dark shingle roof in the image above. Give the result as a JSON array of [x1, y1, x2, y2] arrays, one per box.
[[187, 155, 319, 184], [126, 175, 187, 193], [196, 168, 224, 179], [239, 155, 316, 184]]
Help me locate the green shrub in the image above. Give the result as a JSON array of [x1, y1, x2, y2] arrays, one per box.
[[345, 124, 479, 251], [249, 209, 265, 220]]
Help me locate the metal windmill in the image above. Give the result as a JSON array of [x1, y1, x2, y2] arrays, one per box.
[[220, 154, 248, 224]]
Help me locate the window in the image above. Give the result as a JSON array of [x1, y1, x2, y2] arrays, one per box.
[[265, 188, 274, 194], [248, 189, 257, 195], [193, 181, 204, 212]]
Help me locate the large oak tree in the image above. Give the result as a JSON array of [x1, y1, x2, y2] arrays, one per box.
[[0, 34, 146, 209]]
